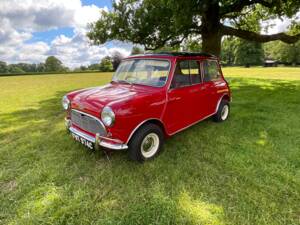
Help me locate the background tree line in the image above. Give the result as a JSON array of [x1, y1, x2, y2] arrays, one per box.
[[221, 37, 300, 67], [0, 56, 68, 74], [1, 40, 299, 75], [0, 51, 127, 75]]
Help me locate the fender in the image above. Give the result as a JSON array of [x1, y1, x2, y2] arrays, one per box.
[[126, 118, 166, 144]]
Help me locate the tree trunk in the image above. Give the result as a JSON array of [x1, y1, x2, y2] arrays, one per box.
[[202, 30, 222, 56], [201, 2, 222, 56]]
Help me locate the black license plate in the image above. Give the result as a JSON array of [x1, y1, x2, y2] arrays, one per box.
[[71, 132, 94, 150]]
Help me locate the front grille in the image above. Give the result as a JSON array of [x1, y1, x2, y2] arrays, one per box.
[[71, 110, 107, 136]]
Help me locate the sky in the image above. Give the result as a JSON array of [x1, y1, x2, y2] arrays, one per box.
[[0, 0, 298, 68], [0, 0, 132, 68]]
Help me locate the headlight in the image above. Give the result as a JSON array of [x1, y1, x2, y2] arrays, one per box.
[[101, 106, 115, 127], [62, 95, 70, 110]]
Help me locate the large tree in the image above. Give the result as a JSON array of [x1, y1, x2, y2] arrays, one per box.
[[88, 0, 300, 56], [44, 56, 66, 72], [111, 51, 124, 70], [99, 56, 114, 72]]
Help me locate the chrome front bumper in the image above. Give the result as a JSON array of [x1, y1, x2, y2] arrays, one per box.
[[66, 119, 128, 150]]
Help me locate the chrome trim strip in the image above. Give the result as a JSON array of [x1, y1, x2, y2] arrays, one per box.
[[100, 141, 128, 150], [70, 126, 95, 142], [69, 126, 127, 150], [99, 136, 124, 144]]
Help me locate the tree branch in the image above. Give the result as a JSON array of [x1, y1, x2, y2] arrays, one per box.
[[220, 0, 274, 17], [144, 25, 203, 50], [221, 25, 300, 44], [144, 35, 187, 51]]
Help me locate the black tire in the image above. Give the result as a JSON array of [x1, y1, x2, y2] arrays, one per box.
[[213, 100, 230, 122], [128, 123, 164, 162]]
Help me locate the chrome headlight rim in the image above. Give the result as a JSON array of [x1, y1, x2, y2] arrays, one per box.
[[62, 95, 70, 110], [101, 106, 115, 127]]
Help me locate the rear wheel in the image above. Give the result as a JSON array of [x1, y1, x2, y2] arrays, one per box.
[[213, 100, 230, 122], [128, 124, 164, 162]]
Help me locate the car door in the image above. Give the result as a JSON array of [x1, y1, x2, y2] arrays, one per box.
[[200, 59, 223, 115], [163, 59, 206, 135]]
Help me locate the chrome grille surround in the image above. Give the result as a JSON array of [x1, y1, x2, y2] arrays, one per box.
[[71, 109, 107, 136]]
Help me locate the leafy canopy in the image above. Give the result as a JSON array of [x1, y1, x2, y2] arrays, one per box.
[[88, 0, 300, 55]]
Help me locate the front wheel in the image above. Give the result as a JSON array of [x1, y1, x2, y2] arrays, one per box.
[[128, 124, 164, 162], [213, 100, 230, 122]]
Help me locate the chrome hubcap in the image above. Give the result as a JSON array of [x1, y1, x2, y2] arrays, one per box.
[[221, 105, 229, 120], [141, 133, 159, 158]]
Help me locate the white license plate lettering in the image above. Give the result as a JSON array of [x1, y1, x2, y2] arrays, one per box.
[[71, 133, 94, 150]]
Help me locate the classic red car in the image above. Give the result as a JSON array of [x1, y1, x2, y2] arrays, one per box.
[[62, 52, 231, 161]]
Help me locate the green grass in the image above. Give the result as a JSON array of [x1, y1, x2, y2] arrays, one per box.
[[0, 68, 300, 225], [223, 66, 300, 80]]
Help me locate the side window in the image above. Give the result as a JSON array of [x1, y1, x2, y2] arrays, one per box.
[[203, 60, 221, 82], [189, 60, 201, 84], [171, 60, 201, 88], [180, 61, 190, 75]]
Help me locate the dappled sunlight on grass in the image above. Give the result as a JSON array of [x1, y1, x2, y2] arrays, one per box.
[[178, 191, 225, 225], [256, 131, 268, 146], [14, 185, 62, 223]]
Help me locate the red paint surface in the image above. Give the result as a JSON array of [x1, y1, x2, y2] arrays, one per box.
[[66, 54, 231, 144]]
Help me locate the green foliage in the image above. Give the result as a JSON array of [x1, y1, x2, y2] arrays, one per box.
[[87, 63, 100, 71], [131, 46, 144, 55], [182, 38, 202, 52], [87, 0, 300, 55], [0, 57, 70, 75], [0, 61, 8, 73], [234, 40, 264, 67], [99, 56, 113, 72], [221, 37, 264, 67], [8, 65, 25, 73], [45, 56, 67, 72], [221, 37, 236, 65], [264, 41, 300, 65], [0, 69, 300, 224], [36, 63, 46, 72], [84, 57, 114, 72], [88, 0, 198, 50]]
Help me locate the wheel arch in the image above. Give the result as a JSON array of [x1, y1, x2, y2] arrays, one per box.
[[222, 94, 230, 102], [126, 118, 167, 144], [215, 93, 230, 112]]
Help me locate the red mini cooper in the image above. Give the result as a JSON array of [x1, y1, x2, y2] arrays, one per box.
[[62, 52, 231, 162]]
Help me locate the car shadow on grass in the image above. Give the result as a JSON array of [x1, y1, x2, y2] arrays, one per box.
[[1, 79, 300, 225]]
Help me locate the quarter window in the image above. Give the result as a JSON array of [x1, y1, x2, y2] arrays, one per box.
[[203, 60, 221, 82], [171, 60, 201, 88]]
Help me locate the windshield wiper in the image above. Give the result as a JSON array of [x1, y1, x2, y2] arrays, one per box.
[[116, 80, 132, 85]]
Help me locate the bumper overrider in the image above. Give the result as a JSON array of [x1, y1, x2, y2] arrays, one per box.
[[65, 118, 128, 150]]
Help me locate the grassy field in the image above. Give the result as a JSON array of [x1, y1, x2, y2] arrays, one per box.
[[0, 67, 299, 225]]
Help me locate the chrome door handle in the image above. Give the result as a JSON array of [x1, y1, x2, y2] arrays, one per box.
[[168, 97, 181, 102]]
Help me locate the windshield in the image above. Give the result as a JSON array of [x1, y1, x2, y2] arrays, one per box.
[[112, 59, 170, 87]]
